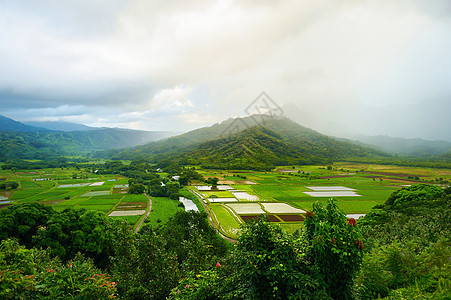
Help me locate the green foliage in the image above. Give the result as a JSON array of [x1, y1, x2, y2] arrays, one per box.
[[110, 223, 180, 299], [160, 211, 230, 276], [225, 217, 318, 299], [0, 203, 55, 247], [356, 239, 451, 299], [0, 239, 117, 299], [357, 184, 451, 299], [0, 203, 114, 267], [205, 177, 219, 185], [304, 199, 363, 299], [0, 181, 19, 190], [384, 184, 445, 208], [129, 182, 145, 194], [168, 269, 221, 300], [32, 208, 114, 266]]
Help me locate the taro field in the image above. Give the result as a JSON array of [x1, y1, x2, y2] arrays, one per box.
[[189, 163, 451, 237], [0, 167, 150, 227]]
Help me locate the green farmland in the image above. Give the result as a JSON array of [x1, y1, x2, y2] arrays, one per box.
[[188, 163, 451, 238], [1, 163, 450, 234]]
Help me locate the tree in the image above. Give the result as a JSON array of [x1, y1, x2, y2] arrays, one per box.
[[205, 177, 219, 185], [129, 183, 145, 194], [225, 217, 317, 299], [305, 199, 364, 299], [110, 224, 179, 299], [0, 203, 54, 247], [160, 211, 229, 276]]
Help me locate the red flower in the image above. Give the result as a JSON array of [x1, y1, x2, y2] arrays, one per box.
[[347, 218, 356, 227], [355, 239, 364, 250], [184, 284, 191, 289], [305, 211, 315, 218], [216, 262, 221, 268], [331, 237, 336, 244]]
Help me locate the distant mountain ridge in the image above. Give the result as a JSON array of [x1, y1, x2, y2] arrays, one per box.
[[281, 103, 451, 156], [0, 115, 50, 132], [0, 115, 176, 161], [24, 121, 97, 132]]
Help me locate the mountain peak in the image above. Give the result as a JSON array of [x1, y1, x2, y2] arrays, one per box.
[[0, 115, 50, 132]]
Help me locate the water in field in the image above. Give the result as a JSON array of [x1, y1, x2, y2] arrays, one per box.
[[304, 191, 361, 197], [208, 197, 238, 203], [195, 185, 234, 191], [231, 191, 259, 201], [306, 186, 355, 191], [304, 186, 361, 197], [0, 196, 8, 201], [114, 184, 129, 188], [58, 183, 90, 188], [81, 191, 110, 197], [179, 197, 199, 212], [0, 200, 12, 204]]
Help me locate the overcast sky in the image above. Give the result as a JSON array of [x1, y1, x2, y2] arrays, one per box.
[[1, 0, 450, 140]]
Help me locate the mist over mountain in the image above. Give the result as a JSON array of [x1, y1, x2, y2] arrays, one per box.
[[283, 99, 451, 141], [282, 102, 451, 155]]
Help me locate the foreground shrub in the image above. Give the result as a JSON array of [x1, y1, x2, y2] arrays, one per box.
[[305, 199, 364, 299], [0, 239, 117, 299]]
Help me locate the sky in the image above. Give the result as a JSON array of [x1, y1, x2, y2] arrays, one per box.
[[1, 0, 450, 140]]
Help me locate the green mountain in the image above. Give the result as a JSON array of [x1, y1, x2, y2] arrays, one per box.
[[104, 116, 387, 170], [0, 115, 49, 132], [0, 115, 176, 161], [24, 121, 96, 132]]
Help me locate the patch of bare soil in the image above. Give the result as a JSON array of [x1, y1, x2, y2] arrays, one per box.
[[278, 215, 305, 222], [240, 215, 280, 222]]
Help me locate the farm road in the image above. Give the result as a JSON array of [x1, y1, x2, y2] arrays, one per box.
[[134, 192, 152, 233]]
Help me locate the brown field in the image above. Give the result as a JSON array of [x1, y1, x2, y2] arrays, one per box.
[[241, 215, 280, 222], [218, 180, 235, 185], [382, 178, 422, 184], [320, 175, 351, 179], [364, 171, 419, 178], [234, 180, 257, 184], [432, 169, 451, 176], [116, 202, 147, 210], [0, 203, 13, 209], [278, 215, 305, 222]]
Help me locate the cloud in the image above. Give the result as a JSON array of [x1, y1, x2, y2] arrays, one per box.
[[0, 0, 449, 140], [148, 86, 194, 111]]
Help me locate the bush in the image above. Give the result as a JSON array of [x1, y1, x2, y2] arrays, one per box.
[[305, 199, 364, 299]]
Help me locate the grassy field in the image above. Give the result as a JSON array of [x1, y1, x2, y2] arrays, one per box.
[[209, 204, 241, 239], [145, 196, 184, 228]]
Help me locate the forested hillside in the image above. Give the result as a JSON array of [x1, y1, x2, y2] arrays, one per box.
[[0, 116, 175, 160], [104, 116, 388, 170]]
